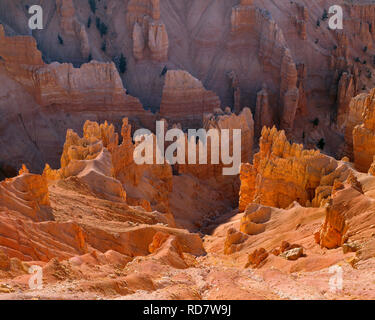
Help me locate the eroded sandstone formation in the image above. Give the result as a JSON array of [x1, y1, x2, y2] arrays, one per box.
[[0, 23, 155, 171], [318, 173, 365, 249], [44, 120, 127, 202], [127, 0, 168, 62], [0, 166, 50, 222], [343, 90, 373, 159], [2, 0, 375, 300], [160, 70, 221, 127], [230, 0, 301, 132], [175, 107, 254, 205], [56, 0, 90, 60], [239, 126, 353, 211], [280, 49, 299, 132]]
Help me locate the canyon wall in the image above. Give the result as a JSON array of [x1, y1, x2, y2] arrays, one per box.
[[0, 23, 154, 172], [159, 70, 221, 127], [1, 1, 375, 169]]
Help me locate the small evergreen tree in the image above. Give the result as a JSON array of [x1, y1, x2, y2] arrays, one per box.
[[322, 9, 328, 20], [87, 16, 92, 28], [58, 34, 64, 45], [101, 41, 106, 52], [160, 66, 168, 77], [119, 54, 127, 73], [317, 138, 325, 150], [99, 22, 108, 37], [89, 0, 96, 14], [312, 118, 319, 127]]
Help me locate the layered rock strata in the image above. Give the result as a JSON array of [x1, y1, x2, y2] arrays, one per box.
[[160, 70, 221, 127]]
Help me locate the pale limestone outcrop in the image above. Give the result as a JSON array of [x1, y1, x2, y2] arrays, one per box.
[[160, 70, 221, 127], [133, 22, 146, 60], [127, 0, 168, 62], [127, 0, 161, 26], [56, 0, 90, 59], [148, 21, 169, 62], [34, 61, 141, 111]]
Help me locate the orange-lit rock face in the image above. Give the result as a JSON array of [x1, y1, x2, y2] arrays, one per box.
[[44, 120, 126, 203], [240, 204, 270, 235], [319, 173, 365, 249], [160, 70, 221, 127], [0, 24, 43, 91], [238, 126, 355, 211], [224, 228, 248, 255], [246, 248, 268, 268], [111, 119, 173, 214], [0, 24, 129, 109], [0, 168, 50, 222], [148, 231, 170, 254], [44, 118, 173, 215], [0, 168, 88, 261]]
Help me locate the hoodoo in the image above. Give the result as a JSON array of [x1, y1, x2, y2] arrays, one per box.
[[1, 0, 375, 301]]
